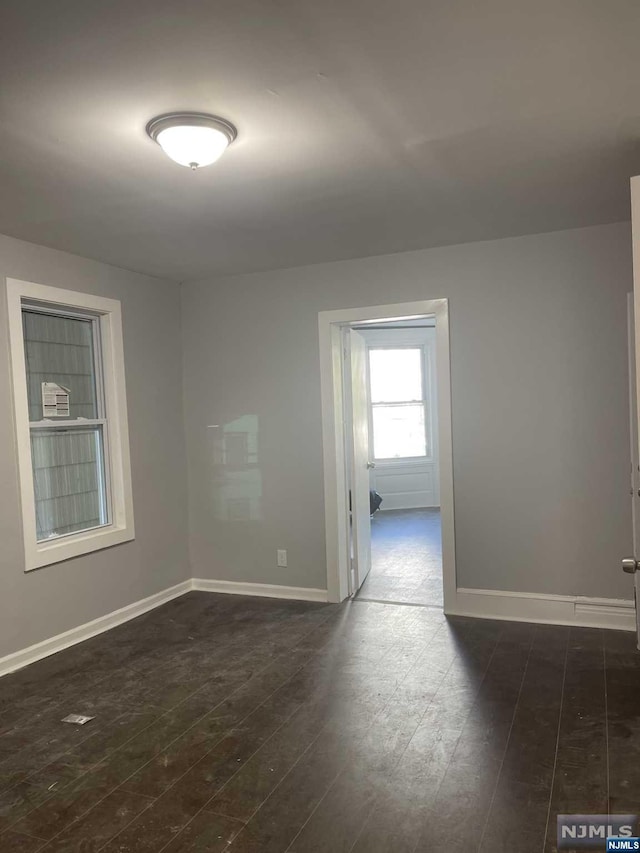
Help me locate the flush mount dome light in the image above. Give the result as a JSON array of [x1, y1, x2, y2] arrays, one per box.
[[146, 112, 237, 170]]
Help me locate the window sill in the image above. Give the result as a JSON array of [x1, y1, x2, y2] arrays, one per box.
[[25, 523, 135, 571]]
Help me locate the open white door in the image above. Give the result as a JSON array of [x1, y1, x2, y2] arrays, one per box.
[[626, 294, 640, 646], [627, 178, 640, 646], [347, 329, 373, 593]]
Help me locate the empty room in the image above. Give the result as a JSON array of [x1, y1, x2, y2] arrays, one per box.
[[2, 2, 640, 852]]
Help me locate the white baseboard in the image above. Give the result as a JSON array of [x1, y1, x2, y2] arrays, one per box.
[[451, 587, 636, 632], [0, 578, 328, 678], [378, 498, 440, 511], [192, 578, 329, 603], [0, 580, 632, 680], [0, 579, 193, 678]]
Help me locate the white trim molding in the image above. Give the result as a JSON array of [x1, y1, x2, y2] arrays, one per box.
[[191, 578, 328, 602], [0, 580, 192, 678], [453, 588, 636, 632]]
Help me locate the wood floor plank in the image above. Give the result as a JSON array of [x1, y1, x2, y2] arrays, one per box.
[[605, 630, 640, 820], [545, 627, 607, 852]]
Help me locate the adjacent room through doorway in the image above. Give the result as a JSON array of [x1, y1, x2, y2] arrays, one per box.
[[358, 507, 443, 606], [350, 318, 443, 607]]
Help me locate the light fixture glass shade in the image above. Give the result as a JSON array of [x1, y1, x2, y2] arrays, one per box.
[[156, 126, 228, 168], [146, 113, 237, 169]]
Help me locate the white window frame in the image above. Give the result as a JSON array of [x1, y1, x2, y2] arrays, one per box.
[[366, 343, 432, 464], [6, 278, 135, 571]]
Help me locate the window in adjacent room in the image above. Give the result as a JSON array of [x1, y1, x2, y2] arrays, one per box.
[[7, 279, 134, 570], [368, 347, 430, 460]]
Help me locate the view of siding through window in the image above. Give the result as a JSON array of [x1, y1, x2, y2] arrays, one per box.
[[369, 347, 428, 459], [22, 309, 108, 539]]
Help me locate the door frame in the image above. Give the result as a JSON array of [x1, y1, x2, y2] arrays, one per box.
[[318, 298, 456, 610]]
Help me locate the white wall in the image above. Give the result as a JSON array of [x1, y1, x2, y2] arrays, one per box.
[[0, 234, 189, 659], [181, 222, 634, 600], [360, 325, 439, 510]]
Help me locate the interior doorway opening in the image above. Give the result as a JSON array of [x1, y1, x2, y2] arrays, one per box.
[[350, 318, 443, 606], [319, 299, 456, 612]]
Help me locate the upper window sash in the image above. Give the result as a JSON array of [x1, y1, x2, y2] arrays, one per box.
[[22, 303, 105, 423]]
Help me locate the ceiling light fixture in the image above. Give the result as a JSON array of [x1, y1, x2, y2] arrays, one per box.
[[146, 112, 237, 170]]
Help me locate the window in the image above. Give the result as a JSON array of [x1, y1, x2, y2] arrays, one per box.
[[7, 279, 134, 570], [368, 347, 429, 460]]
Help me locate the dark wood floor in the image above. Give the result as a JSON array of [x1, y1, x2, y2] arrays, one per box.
[[357, 508, 443, 607], [0, 593, 639, 852]]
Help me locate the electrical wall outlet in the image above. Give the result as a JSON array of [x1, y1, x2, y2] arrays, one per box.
[[277, 549, 288, 568]]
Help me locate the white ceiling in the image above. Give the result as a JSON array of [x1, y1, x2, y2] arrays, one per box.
[[1, 0, 640, 281]]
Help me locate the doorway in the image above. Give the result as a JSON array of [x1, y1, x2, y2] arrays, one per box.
[[352, 318, 442, 606], [318, 299, 456, 612]]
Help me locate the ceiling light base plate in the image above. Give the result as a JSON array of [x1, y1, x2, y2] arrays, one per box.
[[145, 112, 237, 145]]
